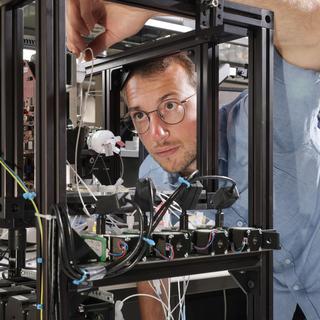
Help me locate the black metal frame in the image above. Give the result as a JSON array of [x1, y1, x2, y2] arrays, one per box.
[[0, 0, 274, 319], [0, 0, 66, 318]]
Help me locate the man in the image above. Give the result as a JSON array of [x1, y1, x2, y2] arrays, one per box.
[[67, 1, 320, 319]]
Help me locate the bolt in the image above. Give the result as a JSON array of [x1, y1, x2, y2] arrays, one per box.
[[252, 237, 258, 245], [184, 253, 189, 258], [247, 280, 255, 289]]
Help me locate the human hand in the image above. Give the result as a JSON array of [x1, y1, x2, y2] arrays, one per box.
[[231, 0, 320, 70], [66, 0, 156, 60]]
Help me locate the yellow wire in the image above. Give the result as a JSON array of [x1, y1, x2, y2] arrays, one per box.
[[0, 159, 44, 320]]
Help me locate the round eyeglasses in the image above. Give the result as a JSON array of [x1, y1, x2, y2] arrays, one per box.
[[122, 93, 196, 134]]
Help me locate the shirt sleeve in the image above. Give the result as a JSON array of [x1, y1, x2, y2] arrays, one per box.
[[273, 49, 320, 153]]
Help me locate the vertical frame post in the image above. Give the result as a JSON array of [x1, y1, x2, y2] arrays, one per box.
[[35, 0, 66, 318], [248, 25, 274, 319]]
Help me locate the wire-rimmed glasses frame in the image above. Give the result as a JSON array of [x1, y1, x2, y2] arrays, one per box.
[[122, 93, 196, 134]]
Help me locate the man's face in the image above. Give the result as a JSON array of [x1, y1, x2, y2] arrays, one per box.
[[124, 63, 197, 175]]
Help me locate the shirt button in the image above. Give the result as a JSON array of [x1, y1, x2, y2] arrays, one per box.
[[237, 220, 243, 227], [284, 259, 291, 265], [293, 285, 300, 291]]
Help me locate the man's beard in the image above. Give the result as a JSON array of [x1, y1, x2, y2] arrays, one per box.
[[156, 147, 197, 176]]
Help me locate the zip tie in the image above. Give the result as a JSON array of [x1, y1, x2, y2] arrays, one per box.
[[35, 213, 56, 220], [36, 257, 43, 264], [23, 191, 36, 200], [72, 269, 88, 285], [178, 177, 191, 188], [143, 237, 155, 246], [36, 304, 43, 310]]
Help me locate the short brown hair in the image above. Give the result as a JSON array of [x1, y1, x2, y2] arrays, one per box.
[[121, 52, 196, 103]]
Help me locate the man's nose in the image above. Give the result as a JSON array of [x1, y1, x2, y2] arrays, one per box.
[[148, 113, 169, 141]]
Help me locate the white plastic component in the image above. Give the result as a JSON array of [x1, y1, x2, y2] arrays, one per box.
[[219, 63, 230, 84], [76, 62, 86, 83], [114, 178, 124, 187], [126, 215, 135, 230], [87, 130, 122, 156], [115, 300, 125, 320], [121, 137, 139, 158]]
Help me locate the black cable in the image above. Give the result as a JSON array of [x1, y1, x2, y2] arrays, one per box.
[[59, 205, 83, 275], [0, 262, 9, 267], [104, 243, 148, 279], [58, 207, 83, 277], [54, 205, 82, 280], [100, 156, 113, 185], [146, 178, 155, 238], [151, 170, 199, 232], [189, 174, 237, 188], [87, 153, 100, 176], [49, 216, 57, 320], [151, 185, 186, 233], [103, 184, 156, 278], [104, 198, 144, 275], [0, 248, 8, 260], [57, 256, 63, 320]]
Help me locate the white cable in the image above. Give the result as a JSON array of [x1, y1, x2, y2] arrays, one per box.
[[167, 278, 171, 320], [168, 208, 181, 220], [171, 277, 190, 314], [148, 280, 160, 295], [67, 160, 98, 201], [119, 154, 124, 180], [182, 279, 187, 320], [177, 279, 187, 320], [106, 215, 127, 225], [105, 215, 123, 234], [120, 294, 174, 320], [148, 281, 167, 318], [160, 279, 169, 302], [88, 90, 103, 93], [158, 192, 182, 212], [177, 280, 183, 320], [74, 47, 94, 216], [223, 289, 227, 320]]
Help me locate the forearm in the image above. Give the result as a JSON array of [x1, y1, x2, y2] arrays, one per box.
[[137, 280, 168, 320], [231, 0, 320, 70]]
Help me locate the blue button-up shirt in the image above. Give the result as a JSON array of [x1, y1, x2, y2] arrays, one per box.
[[139, 51, 320, 320]]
